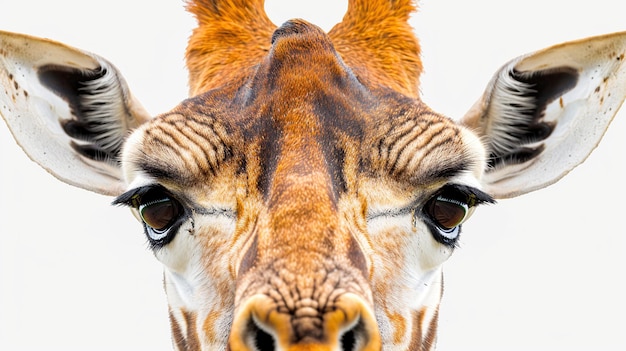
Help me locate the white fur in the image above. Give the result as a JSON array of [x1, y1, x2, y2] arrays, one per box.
[[76, 62, 130, 155]]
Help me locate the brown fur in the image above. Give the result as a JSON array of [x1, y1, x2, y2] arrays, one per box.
[[2, 0, 624, 350], [131, 1, 472, 350], [186, 0, 422, 97]]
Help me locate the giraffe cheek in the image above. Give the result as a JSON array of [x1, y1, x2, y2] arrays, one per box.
[[164, 270, 196, 309]]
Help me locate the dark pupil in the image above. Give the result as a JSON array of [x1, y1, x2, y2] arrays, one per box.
[[140, 198, 177, 231], [430, 198, 467, 229]]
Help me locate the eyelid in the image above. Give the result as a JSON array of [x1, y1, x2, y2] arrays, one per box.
[[434, 184, 496, 208], [111, 184, 174, 208], [112, 188, 148, 223], [112, 187, 148, 208]]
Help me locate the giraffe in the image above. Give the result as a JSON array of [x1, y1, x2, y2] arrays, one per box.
[[1, 0, 624, 351]]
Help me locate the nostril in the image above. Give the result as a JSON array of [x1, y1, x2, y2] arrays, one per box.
[[330, 293, 381, 351], [340, 318, 367, 351], [229, 295, 284, 351], [340, 327, 356, 351], [250, 319, 276, 351]]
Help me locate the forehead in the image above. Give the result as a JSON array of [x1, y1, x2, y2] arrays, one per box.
[[122, 105, 483, 197], [121, 22, 485, 193]]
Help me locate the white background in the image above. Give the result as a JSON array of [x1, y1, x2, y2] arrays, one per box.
[[1, 1, 625, 350]]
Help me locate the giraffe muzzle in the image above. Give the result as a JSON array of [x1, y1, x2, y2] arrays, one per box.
[[228, 293, 381, 351]]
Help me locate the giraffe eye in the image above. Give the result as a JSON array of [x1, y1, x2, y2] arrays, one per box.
[[137, 191, 184, 245], [426, 195, 469, 231], [115, 186, 184, 247], [423, 185, 494, 245], [113, 185, 187, 248], [139, 196, 182, 233]]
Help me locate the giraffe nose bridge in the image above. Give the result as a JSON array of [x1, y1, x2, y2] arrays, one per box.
[[229, 128, 379, 349], [227, 234, 381, 351], [229, 293, 381, 351]]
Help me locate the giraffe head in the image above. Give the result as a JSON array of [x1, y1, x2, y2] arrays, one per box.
[[1, 1, 625, 350]]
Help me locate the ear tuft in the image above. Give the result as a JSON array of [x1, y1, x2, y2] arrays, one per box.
[[39, 63, 132, 164], [485, 66, 578, 170]]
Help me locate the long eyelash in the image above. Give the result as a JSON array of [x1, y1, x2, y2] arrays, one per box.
[[112, 190, 139, 207], [111, 185, 161, 208], [448, 184, 496, 207]]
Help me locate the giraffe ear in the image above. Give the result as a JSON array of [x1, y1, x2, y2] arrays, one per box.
[[462, 31, 626, 199], [0, 31, 151, 196]]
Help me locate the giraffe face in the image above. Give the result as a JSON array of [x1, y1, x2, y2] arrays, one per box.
[[113, 21, 492, 349], [1, 1, 625, 350]]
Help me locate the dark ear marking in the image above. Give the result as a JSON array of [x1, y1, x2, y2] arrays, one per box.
[[486, 67, 579, 169], [38, 63, 130, 163]]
